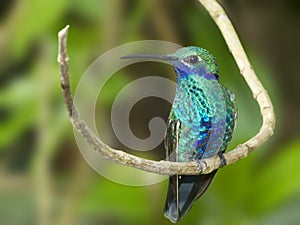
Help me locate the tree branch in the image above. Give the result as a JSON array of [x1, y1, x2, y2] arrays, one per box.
[[57, 0, 275, 175], [198, 0, 275, 165]]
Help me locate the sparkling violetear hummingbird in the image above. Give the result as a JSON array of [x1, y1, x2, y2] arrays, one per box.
[[122, 46, 237, 223]]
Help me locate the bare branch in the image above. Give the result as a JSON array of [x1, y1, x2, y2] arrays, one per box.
[[57, 0, 275, 175]]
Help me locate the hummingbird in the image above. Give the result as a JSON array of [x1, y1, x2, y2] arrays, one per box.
[[122, 46, 237, 223]]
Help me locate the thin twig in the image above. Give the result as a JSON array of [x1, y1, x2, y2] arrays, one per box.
[[57, 0, 275, 175]]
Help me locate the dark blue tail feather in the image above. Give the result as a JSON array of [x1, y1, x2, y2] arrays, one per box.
[[164, 171, 217, 223]]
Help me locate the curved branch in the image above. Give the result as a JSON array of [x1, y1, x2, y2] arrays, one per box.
[[57, 0, 275, 175], [198, 0, 275, 165]]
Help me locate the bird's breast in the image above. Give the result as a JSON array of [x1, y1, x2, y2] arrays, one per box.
[[172, 75, 228, 161]]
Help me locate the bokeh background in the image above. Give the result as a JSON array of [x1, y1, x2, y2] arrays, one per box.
[[1, 0, 300, 225]]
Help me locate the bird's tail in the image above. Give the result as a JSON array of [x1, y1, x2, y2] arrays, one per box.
[[164, 171, 217, 223]]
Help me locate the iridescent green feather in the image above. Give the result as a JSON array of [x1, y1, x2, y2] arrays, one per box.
[[220, 84, 238, 152]]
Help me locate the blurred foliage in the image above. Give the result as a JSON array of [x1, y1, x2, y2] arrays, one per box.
[[0, 0, 299, 225]]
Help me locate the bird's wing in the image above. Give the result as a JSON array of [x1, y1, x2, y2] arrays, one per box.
[[220, 84, 238, 152], [164, 110, 181, 162], [164, 110, 181, 219]]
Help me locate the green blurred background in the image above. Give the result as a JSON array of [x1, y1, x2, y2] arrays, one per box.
[[1, 0, 300, 224]]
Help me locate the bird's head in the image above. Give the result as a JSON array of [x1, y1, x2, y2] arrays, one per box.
[[122, 46, 219, 80]]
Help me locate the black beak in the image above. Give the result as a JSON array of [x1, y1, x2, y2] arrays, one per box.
[[121, 54, 178, 61]]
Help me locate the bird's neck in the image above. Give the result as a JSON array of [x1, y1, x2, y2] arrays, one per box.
[[173, 67, 220, 106], [174, 67, 218, 83]]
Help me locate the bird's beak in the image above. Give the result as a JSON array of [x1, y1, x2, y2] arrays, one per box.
[[121, 54, 178, 62]]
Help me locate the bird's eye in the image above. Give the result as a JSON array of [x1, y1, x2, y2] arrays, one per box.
[[183, 55, 201, 65]]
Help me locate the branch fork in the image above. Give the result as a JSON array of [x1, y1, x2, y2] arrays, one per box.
[[57, 0, 275, 176]]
